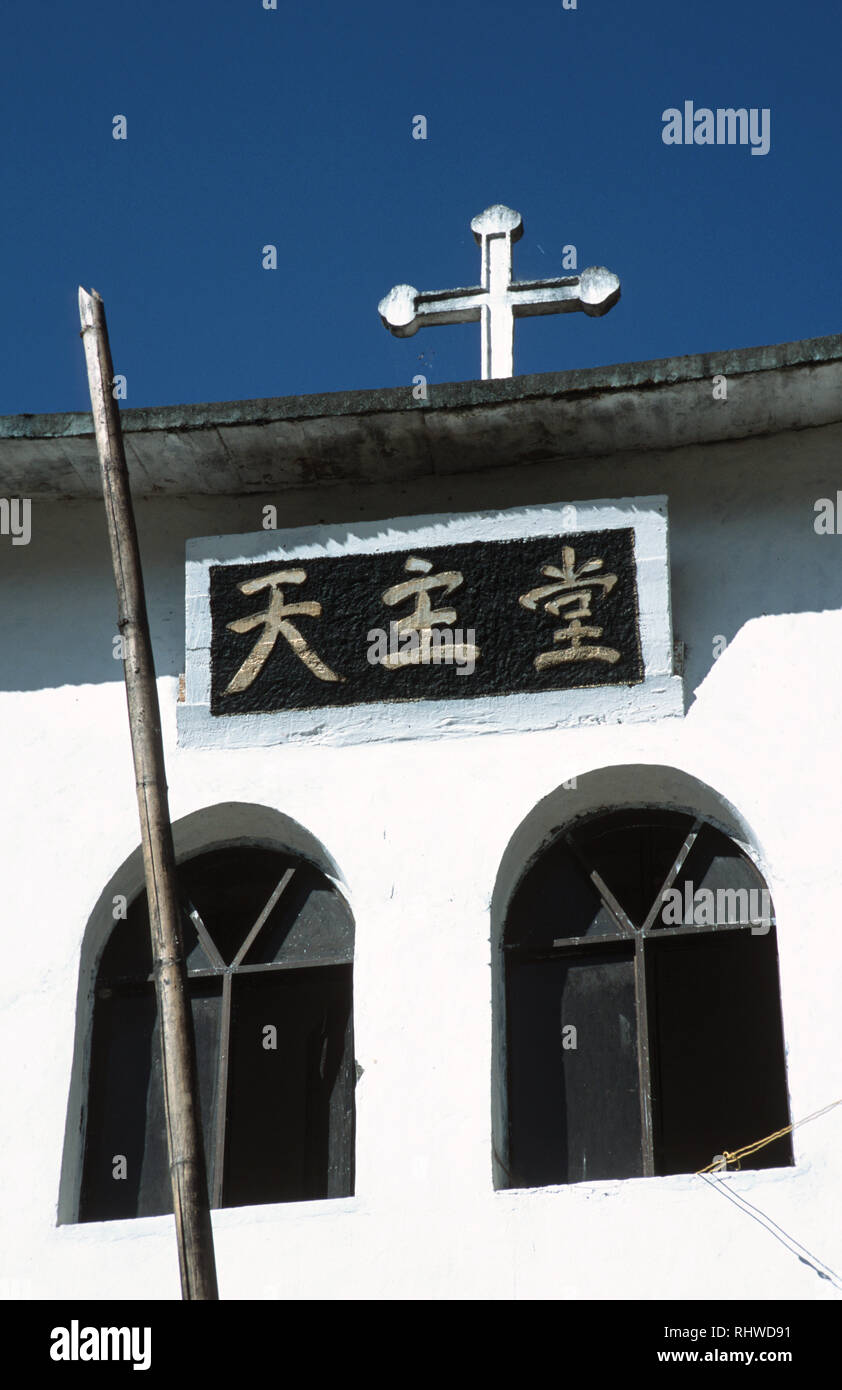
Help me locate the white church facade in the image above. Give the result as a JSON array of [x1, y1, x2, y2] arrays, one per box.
[[2, 329, 842, 1300]]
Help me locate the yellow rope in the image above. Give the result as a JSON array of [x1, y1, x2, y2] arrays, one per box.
[[696, 1097, 842, 1174]]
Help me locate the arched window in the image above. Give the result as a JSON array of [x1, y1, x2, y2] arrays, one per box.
[[502, 808, 792, 1188], [79, 845, 355, 1221]]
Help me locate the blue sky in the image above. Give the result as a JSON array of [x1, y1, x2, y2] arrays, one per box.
[[2, 0, 839, 414]]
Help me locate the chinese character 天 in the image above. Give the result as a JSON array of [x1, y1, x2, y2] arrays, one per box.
[[225, 568, 345, 693]]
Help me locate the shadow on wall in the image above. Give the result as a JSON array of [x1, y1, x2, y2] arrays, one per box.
[[3, 432, 841, 699]]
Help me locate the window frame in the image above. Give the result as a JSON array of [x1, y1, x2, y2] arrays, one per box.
[[501, 805, 792, 1185], [79, 843, 355, 1221]]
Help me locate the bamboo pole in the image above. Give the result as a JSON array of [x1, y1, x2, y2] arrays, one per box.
[[78, 287, 219, 1301]]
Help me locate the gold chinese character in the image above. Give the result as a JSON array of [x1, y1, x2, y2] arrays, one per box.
[[224, 568, 344, 693], [519, 546, 620, 669], [378, 555, 480, 670]]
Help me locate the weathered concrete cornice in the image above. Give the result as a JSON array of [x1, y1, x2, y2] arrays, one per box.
[[2, 332, 841, 497]]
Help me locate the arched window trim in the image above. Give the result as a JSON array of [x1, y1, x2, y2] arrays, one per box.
[[59, 808, 354, 1226], [494, 795, 792, 1191], [506, 801, 770, 921]]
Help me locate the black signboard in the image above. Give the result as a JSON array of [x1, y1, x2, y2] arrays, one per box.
[[210, 529, 643, 716]]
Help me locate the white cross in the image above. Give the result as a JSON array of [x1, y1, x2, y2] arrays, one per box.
[[378, 204, 621, 380]]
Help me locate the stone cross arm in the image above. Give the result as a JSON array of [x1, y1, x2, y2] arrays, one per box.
[[379, 267, 621, 334], [378, 205, 621, 380]]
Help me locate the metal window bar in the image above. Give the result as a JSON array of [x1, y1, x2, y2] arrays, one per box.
[[508, 813, 775, 1180]]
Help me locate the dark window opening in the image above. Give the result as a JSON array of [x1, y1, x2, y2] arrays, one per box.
[[503, 810, 792, 1188], [80, 846, 355, 1221]]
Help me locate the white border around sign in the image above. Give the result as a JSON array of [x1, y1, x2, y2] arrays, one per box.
[[177, 497, 683, 749]]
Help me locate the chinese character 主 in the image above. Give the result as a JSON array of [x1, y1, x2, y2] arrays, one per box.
[[375, 555, 479, 672]]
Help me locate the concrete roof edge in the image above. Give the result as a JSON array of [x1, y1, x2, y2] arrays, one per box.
[[3, 331, 842, 441]]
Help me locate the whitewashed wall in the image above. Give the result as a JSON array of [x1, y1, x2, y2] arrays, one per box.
[[1, 422, 841, 1300]]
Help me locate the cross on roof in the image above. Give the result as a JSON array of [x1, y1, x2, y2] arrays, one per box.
[[378, 204, 621, 381]]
